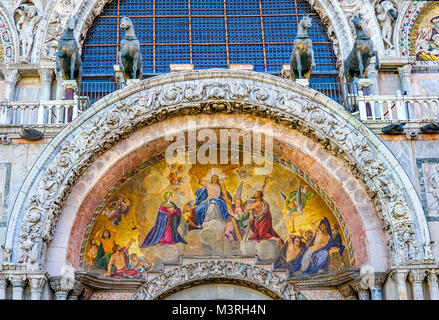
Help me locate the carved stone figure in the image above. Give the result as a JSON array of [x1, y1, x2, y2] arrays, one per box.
[[425, 165, 439, 216], [290, 16, 315, 81], [15, 3, 41, 61], [119, 16, 143, 81], [375, 1, 397, 50], [43, 11, 65, 59], [56, 15, 82, 82], [344, 15, 380, 85]]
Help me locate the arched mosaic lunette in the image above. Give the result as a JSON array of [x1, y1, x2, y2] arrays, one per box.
[[4, 69, 431, 272], [77, 150, 357, 270], [131, 260, 297, 300]]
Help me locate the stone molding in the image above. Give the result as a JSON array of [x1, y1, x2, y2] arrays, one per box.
[[2, 69, 432, 273], [132, 260, 297, 300]]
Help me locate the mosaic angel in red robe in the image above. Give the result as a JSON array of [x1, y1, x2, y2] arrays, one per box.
[[246, 191, 281, 241]]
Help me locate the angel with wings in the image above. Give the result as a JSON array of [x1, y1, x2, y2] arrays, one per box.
[[223, 182, 250, 244], [281, 184, 314, 232]]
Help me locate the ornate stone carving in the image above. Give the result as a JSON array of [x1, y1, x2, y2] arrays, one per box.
[[338, 283, 357, 299], [49, 276, 75, 299], [14, 3, 41, 62], [132, 261, 297, 300], [7, 70, 429, 271], [8, 275, 27, 288], [42, 11, 66, 60], [375, 1, 397, 53]]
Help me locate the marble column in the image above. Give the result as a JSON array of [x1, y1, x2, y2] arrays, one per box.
[[9, 275, 27, 300], [408, 269, 426, 300], [0, 276, 7, 300], [366, 67, 379, 95], [391, 270, 408, 300], [3, 69, 20, 101], [38, 69, 54, 101], [28, 275, 47, 300], [55, 71, 66, 100], [398, 64, 412, 96], [350, 280, 371, 300], [338, 284, 358, 300], [427, 270, 439, 300], [369, 273, 388, 300]]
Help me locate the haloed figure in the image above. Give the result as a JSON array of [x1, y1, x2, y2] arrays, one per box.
[[140, 191, 187, 247]]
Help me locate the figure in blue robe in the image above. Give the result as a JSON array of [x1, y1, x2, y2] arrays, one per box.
[[274, 235, 306, 276], [300, 217, 344, 276], [194, 187, 231, 227], [140, 191, 187, 248]]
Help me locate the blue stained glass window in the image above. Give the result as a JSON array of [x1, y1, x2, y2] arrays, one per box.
[[82, 0, 337, 80]]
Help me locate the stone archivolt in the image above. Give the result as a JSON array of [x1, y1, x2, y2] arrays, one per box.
[[132, 261, 297, 300], [3, 70, 430, 273]]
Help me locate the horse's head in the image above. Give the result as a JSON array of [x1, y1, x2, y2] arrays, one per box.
[[300, 16, 312, 30], [66, 15, 78, 31], [120, 16, 133, 32], [351, 15, 363, 31]]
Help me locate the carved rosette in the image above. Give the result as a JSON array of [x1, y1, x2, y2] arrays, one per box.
[[131, 261, 297, 300], [11, 70, 429, 271]]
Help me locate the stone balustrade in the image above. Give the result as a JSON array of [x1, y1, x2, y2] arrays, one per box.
[[358, 91, 439, 122], [0, 100, 79, 125]]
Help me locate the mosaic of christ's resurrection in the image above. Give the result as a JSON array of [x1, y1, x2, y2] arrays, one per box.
[[80, 156, 352, 279]]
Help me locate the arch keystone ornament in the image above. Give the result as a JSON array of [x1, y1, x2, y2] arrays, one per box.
[[4, 69, 432, 274], [132, 261, 297, 300]]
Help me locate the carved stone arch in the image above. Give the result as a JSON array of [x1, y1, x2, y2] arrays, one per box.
[[131, 261, 297, 300], [3, 69, 432, 273], [0, 2, 19, 64]]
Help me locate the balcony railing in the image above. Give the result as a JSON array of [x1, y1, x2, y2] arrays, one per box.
[[358, 92, 439, 122], [0, 100, 80, 125], [309, 82, 358, 112], [78, 81, 126, 111]]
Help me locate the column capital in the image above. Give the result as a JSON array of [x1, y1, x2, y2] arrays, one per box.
[[363, 272, 388, 289], [408, 269, 427, 283], [61, 80, 78, 92], [28, 274, 47, 291], [38, 69, 55, 83], [0, 276, 8, 290], [2, 69, 20, 84], [350, 280, 371, 300], [390, 269, 409, 282], [49, 276, 75, 297], [427, 269, 439, 280], [8, 275, 27, 288], [397, 64, 412, 80], [338, 283, 357, 300], [68, 280, 86, 300]]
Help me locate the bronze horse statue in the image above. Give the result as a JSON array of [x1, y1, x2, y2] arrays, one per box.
[[55, 15, 82, 82], [119, 16, 142, 80], [290, 16, 315, 81], [344, 15, 380, 85]]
